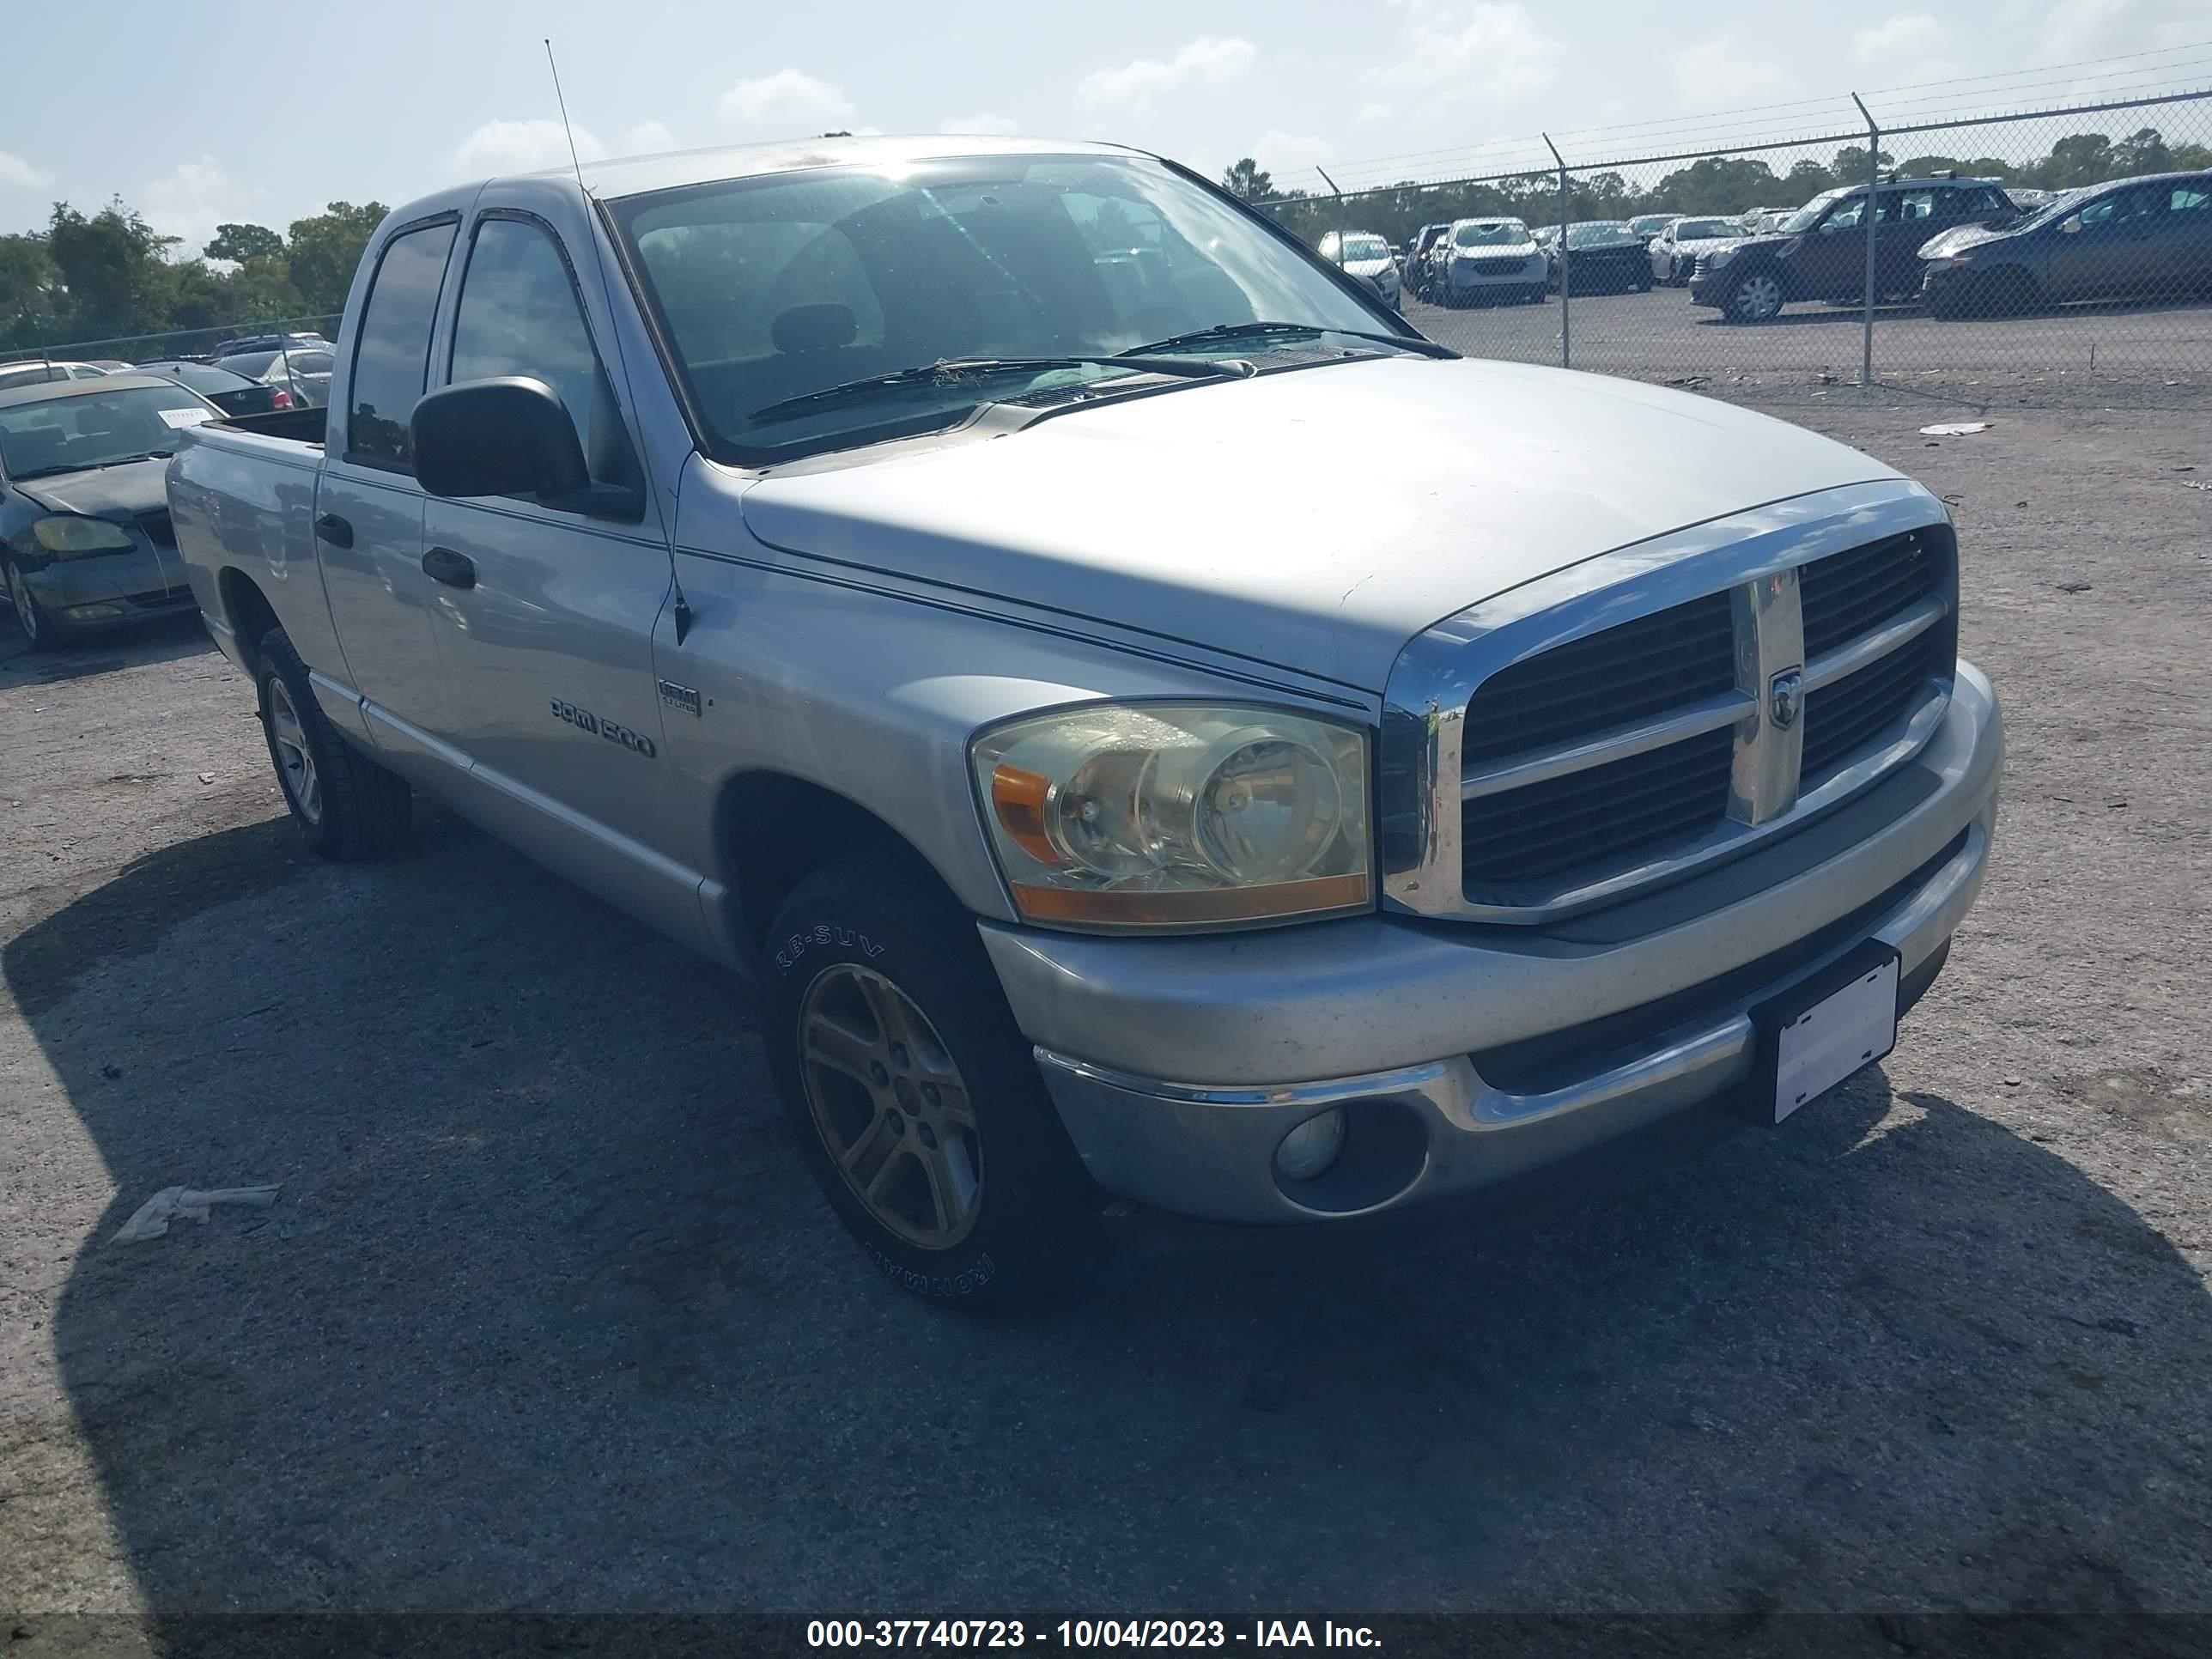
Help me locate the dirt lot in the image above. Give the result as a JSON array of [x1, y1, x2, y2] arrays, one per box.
[[1403, 285, 2212, 411], [3, 397, 2208, 1638]]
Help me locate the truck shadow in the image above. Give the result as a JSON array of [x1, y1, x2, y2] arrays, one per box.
[[11, 810, 2209, 1614]]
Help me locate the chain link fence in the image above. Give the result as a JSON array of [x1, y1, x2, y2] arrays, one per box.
[[0, 313, 342, 374], [1256, 88, 2212, 411]]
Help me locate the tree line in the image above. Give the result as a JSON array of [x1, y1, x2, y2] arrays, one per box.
[[0, 199, 389, 353], [1226, 126, 2212, 247]]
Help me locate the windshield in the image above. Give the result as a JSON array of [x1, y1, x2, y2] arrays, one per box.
[[611, 154, 1399, 461], [1453, 221, 1529, 247], [1674, 219, 1740, 240], [1777, 191, 1846, 235], [0, 382, 216, 477], [1629, 215, 1677, 234], [1336, 234, 1390, 263], [1565, 222, 1632, 247]]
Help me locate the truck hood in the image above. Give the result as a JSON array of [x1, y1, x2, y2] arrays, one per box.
[[12, 457, 168, 520], [740, 356, 1897, 691]]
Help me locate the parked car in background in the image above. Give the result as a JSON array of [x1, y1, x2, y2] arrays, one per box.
[[1436, 216, 1547, 306], [1551, 221, 1651, 294], [2, 374, 219, 647], [208, 331, 333, 360], [1920, 170, 2212, 318], [1650, 216, 1746, 285], [2004, 187, 2056, 211], [1628, 212, 1682, 244], [1319, 230, 1401, 307], [133, 360, 295, 416], [0, 362, 115, 390], [1689, 175, 2016, 322], [216, 347, 334, 409], [1404, 222, 1451, 300], [167, 134, 1999, 1306]]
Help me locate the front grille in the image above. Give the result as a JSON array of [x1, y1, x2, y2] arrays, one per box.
[[1450, 525, 1954, 912], [1463, 726, 1734, 890], [1801, 531, 1939, 657], [136, 510, 175, 548], [1802, 628, 1948, 779], [1466, 256, 1527, 276], [1462, 592, 1735, 765]]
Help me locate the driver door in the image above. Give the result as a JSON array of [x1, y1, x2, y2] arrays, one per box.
[[2048, 185, 2168, 302]]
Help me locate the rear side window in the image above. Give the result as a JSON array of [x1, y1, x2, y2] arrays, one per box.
[[347, 220, 458, 471]]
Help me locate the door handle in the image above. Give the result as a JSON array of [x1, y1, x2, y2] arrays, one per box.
[[313, 512, 353, 549], [421, 546, 477, 589]]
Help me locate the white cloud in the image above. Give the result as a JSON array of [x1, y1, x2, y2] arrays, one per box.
[[1664, 35, 1798, 111], [0, 150, 52, 191], [1852, 12, 1946, 61], [1364, 3, 1561, 103], [139, 157, 265, 259], [623, 120, 678, 154], [1078, 37, 1256, 113], [2040, 0, 2134, 58], [939, 112, 1021, 136], [719, 68, 854, 126], [1250, 129, 1338, 179], [451, 118, 607, 176], [1357, 101, 1394, 124]]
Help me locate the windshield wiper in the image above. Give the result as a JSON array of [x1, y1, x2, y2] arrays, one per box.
[[747, 355, 1244, 425], [1124, 320, 1457, 359]]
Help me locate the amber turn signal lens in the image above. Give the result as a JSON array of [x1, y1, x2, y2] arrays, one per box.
[[990, 763, 1063, 868]]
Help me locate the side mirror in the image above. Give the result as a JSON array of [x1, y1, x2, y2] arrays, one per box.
[[410, 376, 589, 501], [2058, 215, 2083, 235]]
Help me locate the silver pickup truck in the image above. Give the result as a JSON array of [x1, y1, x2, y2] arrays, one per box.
[[168, 136, 2002, 1304]]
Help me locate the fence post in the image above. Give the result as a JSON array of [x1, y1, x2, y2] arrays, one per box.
[[1852, 93, 1880, 390], [1544, 133, 1570, 370], [1316, 165, 1345, 274]]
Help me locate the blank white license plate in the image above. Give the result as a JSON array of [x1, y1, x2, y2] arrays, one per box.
[[1771, 955, 1899, 1123]]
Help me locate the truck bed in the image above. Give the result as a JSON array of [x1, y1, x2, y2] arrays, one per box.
[[213, 404, 329, 446]]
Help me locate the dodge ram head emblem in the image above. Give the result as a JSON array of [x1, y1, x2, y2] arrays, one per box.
[[1768, 668, 1805, 730]]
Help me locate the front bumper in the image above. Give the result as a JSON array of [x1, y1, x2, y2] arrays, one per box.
[[985, 663, 2001, 1223], [1446, 258, 1547, 295], [21, 544, 191, 630], [1686, 265, 1735, 307]]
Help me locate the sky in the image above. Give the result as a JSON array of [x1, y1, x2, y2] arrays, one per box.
[[2, 0, 2209, 256]]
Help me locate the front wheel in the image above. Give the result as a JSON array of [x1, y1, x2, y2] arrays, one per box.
[[763, 848, 1092, 1307], [4, 558, 69, 652], [1723, 270, 1784, 323]]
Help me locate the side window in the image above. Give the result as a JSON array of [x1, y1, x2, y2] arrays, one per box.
[[1824, 196, 1865, 232], [1890, 190, 1936, 223], [448, 217, 639, 495], [2170, 184, 2210, 214], [347, 220, 458, 471]]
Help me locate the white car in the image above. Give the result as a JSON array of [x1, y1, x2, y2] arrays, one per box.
[[1435, 217, 1547, 307], [1650, 216, 1746, 285], [1318, 229, 1401, 307]]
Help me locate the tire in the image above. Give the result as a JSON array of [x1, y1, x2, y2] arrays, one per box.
[[255, 625, 412, 860], [1723, 269, 1785, 324], [762, 847, 1092, 1308], [4, 558, 70, 652]]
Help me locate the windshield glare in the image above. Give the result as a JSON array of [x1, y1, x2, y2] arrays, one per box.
[[1778, 192, 1844, 235], [612, 155, 1394, 459], [0, 383, 215, 477], [1453, 221, 1528, 247]]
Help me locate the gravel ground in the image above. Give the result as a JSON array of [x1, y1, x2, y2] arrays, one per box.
[[2, 397, 2208, 1638], [1402, 286, 2212, 411]]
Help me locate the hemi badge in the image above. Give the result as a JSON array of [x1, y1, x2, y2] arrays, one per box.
[[657, 679, 702, 717]]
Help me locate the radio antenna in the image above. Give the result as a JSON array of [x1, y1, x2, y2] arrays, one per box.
[[543, 38, 690, 641]]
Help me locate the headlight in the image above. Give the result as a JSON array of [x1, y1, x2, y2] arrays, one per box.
[[1703, 246, 1739, 270], [972, 702, 1372, 931], [31, 514, 136, 555], [1926, 254, 1973, 272]]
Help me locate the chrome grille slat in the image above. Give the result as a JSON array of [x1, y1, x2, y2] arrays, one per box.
[[1462, 686, 1753, 800]]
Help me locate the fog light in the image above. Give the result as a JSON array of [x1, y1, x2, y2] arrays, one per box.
[[1273, 1108, 1347, 1182], [64, 602, 125, 622]]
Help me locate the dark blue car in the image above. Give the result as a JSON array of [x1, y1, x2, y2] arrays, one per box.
[[1919, 170, 2212, 317]]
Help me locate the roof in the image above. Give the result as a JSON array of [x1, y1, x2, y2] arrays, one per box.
[[0, 373, 182, 410], [510, 132, 1146, 202]]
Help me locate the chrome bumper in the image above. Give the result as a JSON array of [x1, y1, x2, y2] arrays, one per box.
[[983, 662, 2001, 1224]]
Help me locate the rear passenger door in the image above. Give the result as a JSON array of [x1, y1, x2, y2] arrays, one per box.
[[416, 210, 678, 880], [316, 216, 459, 751], [2156, 179, 2212, 301]]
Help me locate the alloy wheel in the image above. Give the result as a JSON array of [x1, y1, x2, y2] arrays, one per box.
[[1733, 273, 1784, 322], [7, 563, 37, 641], [266, 677, 323, 824], [799, 963, 983, 1249]]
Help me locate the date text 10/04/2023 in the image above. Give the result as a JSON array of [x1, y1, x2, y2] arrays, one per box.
[[805, 1621, 1383, 1649]]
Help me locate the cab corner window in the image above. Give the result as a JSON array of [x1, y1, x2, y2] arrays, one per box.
[[447, 216, 640, 501], [346, 221, 458, 472]]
